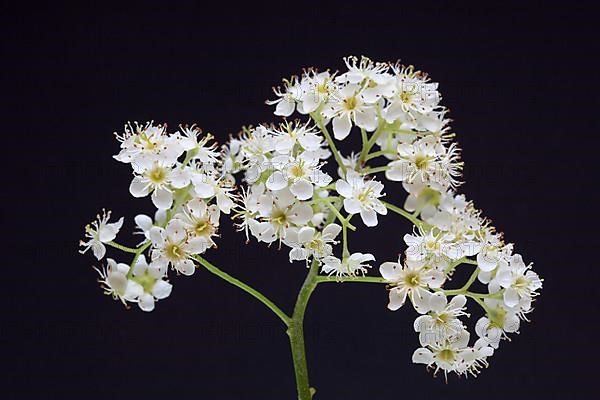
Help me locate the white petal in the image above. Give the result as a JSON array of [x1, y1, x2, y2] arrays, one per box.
[[166, 219, 187, 242], [343, 198, 362, 214], [176, 259, 196, 276], [152, 187, 173, 210], [138, 293, 155, 312], [274, 99, 295, 117], [298, 226, 315, 244], [266, 171, 289, 191], [152, 280, 173, 300], [170, 169, 190, 189], [288, 203, 313, 226], [354, 107, 377, 131], [388, 287, 407, 310], [129, 176, 150, 197], [322, 223, 342, 239], [503, 287, 520, 308], [412, 348, 434, 365], [134, 214, 153, 233], [149, 227, 166, 247], [360, 208, 378, 227], [290, 179, 314, 200], [428, 291, 447, 313], [332, 114, 352, 140], [379, 262, 402, 281], [335, 179, 353, 198]]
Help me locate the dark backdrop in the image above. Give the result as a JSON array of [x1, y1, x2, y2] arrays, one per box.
[[2, 2, 598, 399]]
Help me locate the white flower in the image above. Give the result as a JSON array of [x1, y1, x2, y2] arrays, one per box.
[[114, 122, 184, 172], [272, 121, 324, 154], [384, 65, 440, 122], [284, 223, 341, 263], [494, 254, 542, 310], [190, 172, 235, 214], [335, 171, 387, 227], [130, 255, 172, 312], [177, 126, 220, 163], [414, 293, 467, 345], [412, 329, 494, 377], [322, 83, 378, 140], [475, 299, 520, 349], [149, 219, 205, 275], [267, 157, 332, 201], [247, 188, 313, 243], [404, 229, 463, 264], [336, 56, 394, 103], [176, 198, 220, 250], [266, 76, 302, 116], [95, 258, 142, 305], [79, 210, 124, 260], [379, 257, 444, 313], [385, 136, 462, 190], [129, 161, 190, 210], [321, 252, 374, 278], [299, 70, 337, 113]]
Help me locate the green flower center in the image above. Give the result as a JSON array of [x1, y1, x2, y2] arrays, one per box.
[[133, 269, 158, 293], [165, 242, 183, 260], [404, 271, 421, 287], [149, 167, 167, 184], [343, 96, 357, 110], [438, 349, 455, 362]]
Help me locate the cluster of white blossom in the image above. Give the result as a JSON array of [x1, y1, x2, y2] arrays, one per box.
[[80, 122, 234, 311], [265, 56, 542, 377], [224, 121, 373, 274], [81, 55, 542, 380]]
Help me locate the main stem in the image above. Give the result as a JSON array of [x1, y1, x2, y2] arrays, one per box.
[[288, 260, 319, 400]]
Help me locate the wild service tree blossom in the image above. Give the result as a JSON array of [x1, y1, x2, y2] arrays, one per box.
[[80, 56, 542, 398]]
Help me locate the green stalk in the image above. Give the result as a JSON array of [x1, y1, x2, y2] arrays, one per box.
[[194, 255, 291, 327], [288, 260, 320, 400]]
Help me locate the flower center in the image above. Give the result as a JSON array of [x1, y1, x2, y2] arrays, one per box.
[[133, 269, 158, 293], [194, 219, 212, 236], [290, 165, 305, 178], [414, 154, 429, 170], [404, 271, 421, 287], [149, 166, 167, 184], [438, 349, 455, 363], [400, 91, 413, 104], [271, 210, 288, 226], [165, 242, 184, 260], [343, 96, 358, 110], [514, 276, 529, 289], [488, 306, 507, 328], [436, 312, 451, 324]]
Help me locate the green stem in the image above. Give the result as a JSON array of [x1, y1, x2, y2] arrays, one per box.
[[342, 216, 350, 258], [194, 255, 291, 327], [361, 165, 390, 175], [311, 113, 347, 177], [382, 200, 426, 228], [317, 275, 387, 284], [364, 150, 395, 161], [359, 128, 369, 163], [313, 197, 356, 231], [359, 122, 384, 164], [107, 241, 138, 254], [288, 260, 320, 400], [126, 241, 152, 278]]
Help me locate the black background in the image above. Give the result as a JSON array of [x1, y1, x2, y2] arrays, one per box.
[[2, 2, 598, 399]]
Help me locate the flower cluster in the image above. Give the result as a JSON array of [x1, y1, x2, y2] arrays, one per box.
[[82, 56, 542, 382], [265, 56, 542, 377], [225, 122, 340, 267], [80, 122, 234, 311]]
